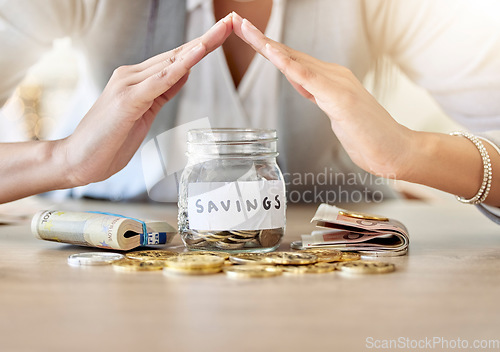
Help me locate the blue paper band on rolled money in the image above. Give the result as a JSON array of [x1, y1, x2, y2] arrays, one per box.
[[86, 211, 166, 246], [145, 232, 167, 245]]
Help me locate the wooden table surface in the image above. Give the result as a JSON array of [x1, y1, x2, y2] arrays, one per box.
[[1, 199, 499, 352]]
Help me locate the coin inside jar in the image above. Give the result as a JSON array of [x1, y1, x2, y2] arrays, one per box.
[[215, 241, 246, 250], [258, 228, 283, 248], [180, 227, 283, 252], [229, 230, 259, 238], [206, 231, 232, 239], [227, 236, 252, 243]]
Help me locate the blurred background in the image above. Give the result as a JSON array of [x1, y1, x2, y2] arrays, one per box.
[[0, 38, 77, 142], [0, 37, 462, 201]]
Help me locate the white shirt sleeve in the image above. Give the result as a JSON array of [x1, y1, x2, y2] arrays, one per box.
[[0, 0, 95, 106], [365, 0, 500, 132], [366, 0, 500, 223]]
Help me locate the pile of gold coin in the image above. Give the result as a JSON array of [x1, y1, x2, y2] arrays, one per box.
[[69, 248, 396, 278], [164, 254, 225, 275], [184, 228, 283, 250]]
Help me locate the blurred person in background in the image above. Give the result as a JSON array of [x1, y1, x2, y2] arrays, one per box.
[[1, 0, 500, 219]]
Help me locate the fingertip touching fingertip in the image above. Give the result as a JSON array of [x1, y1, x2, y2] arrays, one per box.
[[222, 12, 232, 23], [231, 11, 242, 20]]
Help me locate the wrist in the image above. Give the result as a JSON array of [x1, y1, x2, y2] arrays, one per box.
[[0, 139, 83, 203], [395, 130, 497, 203], [376, 126, 425, 182], [394, 130, 439, 183], [49, 138, 83, 189]]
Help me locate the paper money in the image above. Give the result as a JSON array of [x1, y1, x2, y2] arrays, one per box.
[[299, 204, 409, 256], [32, 210, 176, 250]]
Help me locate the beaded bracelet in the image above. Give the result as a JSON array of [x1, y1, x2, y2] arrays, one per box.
[[450, 131, 492, 204]]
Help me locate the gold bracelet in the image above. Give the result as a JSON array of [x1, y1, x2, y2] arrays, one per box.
[[450, 131, 492, 204]]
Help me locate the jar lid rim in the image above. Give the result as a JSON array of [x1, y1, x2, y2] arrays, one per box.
[[188, 138, 277, 145], [188, 128, 277, 134], [188, 128, 278, 144]]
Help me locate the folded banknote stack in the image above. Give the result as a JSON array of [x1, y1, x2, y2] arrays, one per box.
[[293, 204, 409, 257], [32, 210, 176, 251]]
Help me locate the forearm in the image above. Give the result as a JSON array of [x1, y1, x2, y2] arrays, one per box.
[[401, 131, 500, 207], [0, 140, 73, 203], [230, 13, 500, 206], [0, 15, 234, 204]]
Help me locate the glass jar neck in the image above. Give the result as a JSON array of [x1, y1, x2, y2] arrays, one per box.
[[187, 128, 278, 159]]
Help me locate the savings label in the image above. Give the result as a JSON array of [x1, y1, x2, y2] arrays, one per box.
[[187, 180, 286, 231]]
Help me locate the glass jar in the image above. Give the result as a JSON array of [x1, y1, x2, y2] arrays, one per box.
[[178, 128, 286, 253]]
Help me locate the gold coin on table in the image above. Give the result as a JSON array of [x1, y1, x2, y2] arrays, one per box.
[[165, 254, 224, 270], [279, 265, 309, 275], [224, 265, 282, 279], [163, 266, 222, 276], [338, 260, 395, 274], [359, 248, 408, 258], [302, 248, 342, 262], [311, 262, 339, 273], [338, 210, 389, 222], [229, 253, 270, 265], [112, 259, 165, 272], [339, 252, 361, 262], [280, 262, 338, 275], [179, 250, 231, 260], [263, 252, 318, 265], [125, 250, 178, 261]]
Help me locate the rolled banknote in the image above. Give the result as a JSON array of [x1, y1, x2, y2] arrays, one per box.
[[299, 204, 409, 255], [32, 210, 176, 250]]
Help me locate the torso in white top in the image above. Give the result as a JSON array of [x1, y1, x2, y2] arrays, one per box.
[[178, 0, 286, 131]]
